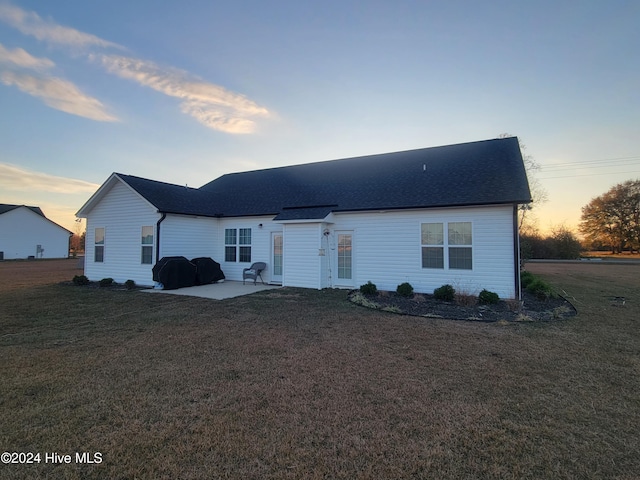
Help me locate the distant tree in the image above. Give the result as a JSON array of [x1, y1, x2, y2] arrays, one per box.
[[498, 133, 548, 234], [579, 179, 640, 253], [549, 225, 582, 259], [520, 225, 582, 260]]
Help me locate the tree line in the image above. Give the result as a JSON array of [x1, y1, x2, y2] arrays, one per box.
[[520, 179, 640, 260]]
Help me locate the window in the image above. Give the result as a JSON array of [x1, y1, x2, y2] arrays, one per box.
[[225, 229, 237, 262], [94, 227, 105, 263], [421, 223, 444, 269], [421, 222, 472, 270], [239, 228, 252, 263], [225, 228, 252, 263], [141, 226, 154, 264], [448, 222, 472, 270]]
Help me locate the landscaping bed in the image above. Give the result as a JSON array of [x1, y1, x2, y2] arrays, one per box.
[[349, 289, 576, 322]]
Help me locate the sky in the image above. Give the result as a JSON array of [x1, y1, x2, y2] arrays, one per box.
[[0, 0, 638, 235]]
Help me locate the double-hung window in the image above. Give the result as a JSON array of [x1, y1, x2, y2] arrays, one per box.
[[141, 226, 154, 264], [448, 222, 472, 270], [225, 228, 252, 263], [94, 227, 105, 263], [421, 221, 472, 270], [421, 223, 444, 268], [239, 228, 252, 263]]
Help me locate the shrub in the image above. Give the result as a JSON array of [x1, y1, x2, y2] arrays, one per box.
[[396, 282, 414, 297], [360, 281, 378, 295], [526, 277, 555, 300], [520, 270, 535, 288], [99, 277, 114, 287], [479, 289, 500, 304], [72, 274, 89, 286], [125, 279, 136, 290], [434, 284, 455, 301]]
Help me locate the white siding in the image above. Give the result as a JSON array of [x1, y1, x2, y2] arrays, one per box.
[[84, 181, 159, 286], [160, 214, 218, 260], [328, 205, 518, 298], [0, 207, 70, 259], [282, 223, 323, 289], [215, 217, 279, 282]]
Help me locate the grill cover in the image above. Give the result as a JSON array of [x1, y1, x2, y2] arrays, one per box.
[[191, 257, 225, 285], [152, 256, 197, 290]]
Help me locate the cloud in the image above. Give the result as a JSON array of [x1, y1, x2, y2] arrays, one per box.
[[96, 54, 269, 133], [0, 3, 269, 134], [1, 71, 118, 121], [0, 3, 123, 50], [0, 162, 100, 194], [0, 43, 54, 70]]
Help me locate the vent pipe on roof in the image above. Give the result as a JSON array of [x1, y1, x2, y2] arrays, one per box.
[[423, 164, 426, 172]]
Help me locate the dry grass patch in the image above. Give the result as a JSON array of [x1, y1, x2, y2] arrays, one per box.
[[1, 261, 639, 478]]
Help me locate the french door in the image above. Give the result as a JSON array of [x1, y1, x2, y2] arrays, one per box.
[[335, 231, 353, 286], [271, 232, 283, 284]]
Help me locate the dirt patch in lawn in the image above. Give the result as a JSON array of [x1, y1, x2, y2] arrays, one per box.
[[349, 289, 576, 322], [0, 258, 83, 291]]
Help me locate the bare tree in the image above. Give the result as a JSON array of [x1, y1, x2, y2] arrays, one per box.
[[498, 134, 548, 233]]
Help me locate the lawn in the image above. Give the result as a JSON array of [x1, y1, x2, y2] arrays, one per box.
[[1, 259, 639, 479]]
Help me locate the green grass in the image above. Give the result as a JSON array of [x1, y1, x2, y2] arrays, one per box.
[[1, 263, 639, 479]]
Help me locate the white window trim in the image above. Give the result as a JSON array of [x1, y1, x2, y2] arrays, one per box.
[[94, 227, 105, 263], [224, 227, 252, 263], [141, 226, 154, 265], [420, 221, 474, 271]]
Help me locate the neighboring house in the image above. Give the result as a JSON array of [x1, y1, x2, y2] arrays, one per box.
[[76, 137, 532, 298], [0, 204, 72, 260]]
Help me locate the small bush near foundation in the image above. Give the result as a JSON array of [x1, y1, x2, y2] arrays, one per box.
[[396, 282, 414, 297], [360, 281, 378, 295], [479, 289, 500, 304], [125, 279, 136, 290], [526, 277, 556, 300], [434, 284, 455, 301], [72, 275, 89, 286], [99, 277, 114, 287], [520, 270, 535, 288]]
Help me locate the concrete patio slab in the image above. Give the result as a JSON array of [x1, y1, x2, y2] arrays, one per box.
[[141, 280, 280, 300]]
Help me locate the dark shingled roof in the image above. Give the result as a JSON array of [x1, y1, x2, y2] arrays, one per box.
[[116, 174, 217, 217], [0, 204, 45, 217], [117, 137, 532, 219]]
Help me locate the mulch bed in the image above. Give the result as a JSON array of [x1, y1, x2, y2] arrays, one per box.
[[349, 289, 577, 322]]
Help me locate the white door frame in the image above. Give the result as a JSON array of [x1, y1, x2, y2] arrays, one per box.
[[271, 231, 283, 284], [333, 230, 354, 287]]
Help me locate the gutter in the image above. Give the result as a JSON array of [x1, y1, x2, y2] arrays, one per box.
[[513, 204, 522, 300], [156, 212, 167, 264]]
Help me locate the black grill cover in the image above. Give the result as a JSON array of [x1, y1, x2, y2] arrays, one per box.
[[191, 257, 225, 285], [152, 256, 197, 290]]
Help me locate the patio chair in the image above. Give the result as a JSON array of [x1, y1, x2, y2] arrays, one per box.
[[243, 262, 267, 285]]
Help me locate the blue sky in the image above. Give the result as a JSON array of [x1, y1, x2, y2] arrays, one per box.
[[1, 0, 638, 233]]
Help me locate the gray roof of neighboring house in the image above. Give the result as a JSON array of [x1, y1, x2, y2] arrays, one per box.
[[0, 204, 72, 233], [0, 204, 45, 217], [113, 137, 532, 220]]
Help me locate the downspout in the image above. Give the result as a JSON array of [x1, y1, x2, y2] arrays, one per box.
[[513, 204, 522, 300], [156, 212, 166, 264]]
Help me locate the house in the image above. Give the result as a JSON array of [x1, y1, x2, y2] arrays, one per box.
[[0, 204, 72, 260], [76, 137, 532, 298]]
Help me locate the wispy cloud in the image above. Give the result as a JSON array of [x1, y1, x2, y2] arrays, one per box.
[[0, 3, 123, 50], [0, 43, 54, 70], [0, 162, 100, 194], [0, 3, 269, 133], [96, 54, 270, 134], [0, 71, 118, 121]]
